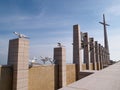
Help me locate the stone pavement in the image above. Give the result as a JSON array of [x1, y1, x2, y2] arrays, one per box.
[[59, 61, 120, 90]]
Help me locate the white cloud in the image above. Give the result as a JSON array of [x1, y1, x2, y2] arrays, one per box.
[[108, 30, 120, 61], [106, 4, 120, 16]]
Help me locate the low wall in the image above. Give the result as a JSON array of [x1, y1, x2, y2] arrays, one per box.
[[0, 64, 79, 90], [96, 62, 100, 70], [82, 64, 86, 70], [29, 64, 76, 90], [89, 63, 93, 70], [29, 65, 58, 90], [0, 65, 13, 90], [66, 64, 76, 85]]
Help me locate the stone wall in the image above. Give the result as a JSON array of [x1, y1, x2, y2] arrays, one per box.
[[0, 63, 99, 90], [66, 64, 76, 85], [29, 65, 58, 90], [0, 65, 13, 90], [82, 64, 86, 70], [29, 64, 76, 90], [89, 63, 93, 70]]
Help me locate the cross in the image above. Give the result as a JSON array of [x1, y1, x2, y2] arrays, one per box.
[[99, 14, 110, 53], [99, 14, 110, 26]]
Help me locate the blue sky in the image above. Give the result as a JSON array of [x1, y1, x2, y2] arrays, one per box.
[[0, 0, 120, 65]]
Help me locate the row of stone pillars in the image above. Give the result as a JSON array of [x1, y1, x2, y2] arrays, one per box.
[[54, 24, 110, 88], [73, 24, 110, 79], [7, 24, 110, 90]]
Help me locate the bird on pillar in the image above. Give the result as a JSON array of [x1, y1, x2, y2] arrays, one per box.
[[13, 32, 30, 39]]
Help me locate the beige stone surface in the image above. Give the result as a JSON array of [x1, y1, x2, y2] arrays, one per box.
[[66, 64, 76, 85], [0, 64, 76, 90], [54, 47, 66, 88], [73, 24, 82, 80], [8, 38, 29, 90], [59, 62, 120, 90], [82, 64, 86, 70], [89, 63, 93, 70], [83, 33, 90, 70], [29, 65, 58, 90], [0, 65, 13, 90]]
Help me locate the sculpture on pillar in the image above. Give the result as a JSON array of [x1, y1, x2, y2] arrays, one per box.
[[57, 42, 64, 47], [13, 32, 29, 39]]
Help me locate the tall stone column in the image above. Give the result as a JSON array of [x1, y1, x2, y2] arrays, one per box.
[[8, 38, 29, 90], [73, 24, 82, 80], [104, 48, 108, 66], [0, 66, 1, 79], [99, 44, 103, 69], [95, 41, 100, 70], [54, 46, 66, 88], [101, 46, 104, 67], [83, 33, 90, 70], [102, 47, 105, 67], [105, 49, 110, 65], [89, 38, 96, 70]]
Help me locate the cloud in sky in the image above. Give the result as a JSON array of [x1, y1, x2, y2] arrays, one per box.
[[0, 0, 120, 64], [106, 4, 120, 16]]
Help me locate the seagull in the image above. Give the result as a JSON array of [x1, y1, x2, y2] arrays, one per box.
[[57, 42, 65, 47], [57, 42, 62, 47], [13, 32, 29, 39]]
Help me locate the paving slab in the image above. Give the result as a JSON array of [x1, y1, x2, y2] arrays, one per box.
[[59, 62, 120, 90]]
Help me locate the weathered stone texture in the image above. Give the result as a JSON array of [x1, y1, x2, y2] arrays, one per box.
[[66, 64, 76, 85], [8, 38, 29, 90], [0, 66, 13, 90], [54, 47, 66, 88]]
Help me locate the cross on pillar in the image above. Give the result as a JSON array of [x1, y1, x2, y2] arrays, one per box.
[[99, 14, 110, 63], [99, 14, 109, 52]]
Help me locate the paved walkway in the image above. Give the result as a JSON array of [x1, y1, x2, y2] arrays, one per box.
[[59, 62, 120, 90]]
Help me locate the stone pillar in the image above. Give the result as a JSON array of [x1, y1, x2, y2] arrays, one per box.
[[101, 46, 104, 67], [73, 24, 82, 80], [106, 49, 110, 65], [8, 38, 29, 90], [0, 66, 1, 78], [102, 47, 105, 67], [104, 48, 108, 66], [95, 41, 100, 70], [83, 33, 90, 70], [107, 51, 110, 65], [99, 44, 103, 69], [103, 48, 106, 67], [89, 38, 96, 70], [54, 47, 66, 88]]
